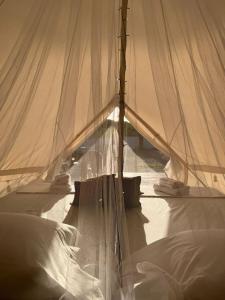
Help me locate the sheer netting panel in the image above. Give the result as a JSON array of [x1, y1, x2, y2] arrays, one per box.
[[0, 0, 119, 196], [69, 108, 135, 299], [126, 0, 225, 195], [62, 0, 134, 297], [0, 0, 135, 298]]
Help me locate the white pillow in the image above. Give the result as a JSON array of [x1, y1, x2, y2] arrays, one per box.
[[135, 262, 184, 300], [129, 229, 225, 300], [0, 213, 103, 300]]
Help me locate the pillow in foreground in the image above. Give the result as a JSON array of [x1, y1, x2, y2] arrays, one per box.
[[128, 229, 225, 300], [134, 262, 184, 300], [0, 213, 103, 300]]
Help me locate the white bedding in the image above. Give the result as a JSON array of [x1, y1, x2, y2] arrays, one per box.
[[126, 195, 225, 255], [0, 180, 73, 222], [126, 229, 225, 300], [134, 262, 184, 300], [1, 179, 225, 299], [2, 179, 225, 242], [0, 212, 103, 300]]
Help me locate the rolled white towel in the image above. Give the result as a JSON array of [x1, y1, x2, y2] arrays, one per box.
[[159, 177, 184, 188], [154, 184, 189, 196], [55, 173, 70, 180], [154, 184, 178, 196], [54, 174, 71, 185]]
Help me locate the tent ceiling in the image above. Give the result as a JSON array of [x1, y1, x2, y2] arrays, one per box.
[[0, 0, 225, 195]]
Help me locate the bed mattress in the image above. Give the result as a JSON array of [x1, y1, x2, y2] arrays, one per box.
[[1, 178, 225, 253]]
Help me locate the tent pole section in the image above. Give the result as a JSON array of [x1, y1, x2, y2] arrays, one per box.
[[118, 0, 128, 181], [115, 0, 129, 275]]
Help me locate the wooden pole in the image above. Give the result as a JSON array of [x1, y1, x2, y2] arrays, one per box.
[[116, 0, 129, 278], [118, 0, 128, 181]]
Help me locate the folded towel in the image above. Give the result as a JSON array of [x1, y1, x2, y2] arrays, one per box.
[[54, 174, 71, 184], [159, 177, 184, 188], [154, 184, 189, 196], [154, 184, 178, 196]]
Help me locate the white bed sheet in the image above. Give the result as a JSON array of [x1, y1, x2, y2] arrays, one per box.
[[1, 177, 225, 299], [0, 180, 73, 223], [1, 179, 225, 254], [126, 192, 225, 253]]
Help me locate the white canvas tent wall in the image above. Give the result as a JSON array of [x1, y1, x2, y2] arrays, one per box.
[[0, 0, 120, 196], [0, 0, 225, 196], [126, 0, 225, 194], [0, 1, 225, 299]]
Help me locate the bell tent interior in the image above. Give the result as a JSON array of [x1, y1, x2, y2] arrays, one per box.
[[0, 0, 225, 299]]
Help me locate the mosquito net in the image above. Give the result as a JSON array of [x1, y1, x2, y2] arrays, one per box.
[[0, 0, 225, 195], [126, 0, 225, 194], [0, 0, 225, 299], [0, 1, 135, 298], [0, 0, 119, 196]]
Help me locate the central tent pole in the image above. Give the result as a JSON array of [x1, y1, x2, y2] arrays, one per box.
[[118, 0, 128, 181], [115, 0, 129, 280]]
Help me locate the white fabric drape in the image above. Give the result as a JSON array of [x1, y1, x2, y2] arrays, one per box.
[[1, 0, 225, 298], [0, 0, 119, 196], [126, 0, 225, 194], [1, 0, 225, 194]]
